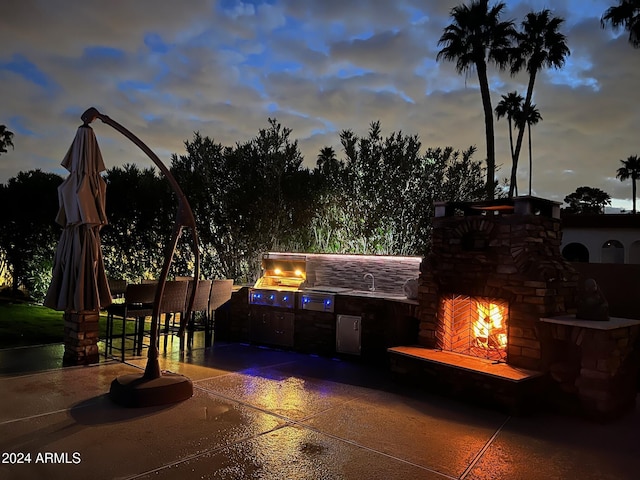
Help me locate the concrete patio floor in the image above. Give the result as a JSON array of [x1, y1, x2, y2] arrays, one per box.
[[1, 337, 639, 480]]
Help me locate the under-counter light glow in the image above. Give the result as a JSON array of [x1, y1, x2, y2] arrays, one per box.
[[267, 252, 421, 262], [274, 268, 282, 275], [294, 269, 303, 277]]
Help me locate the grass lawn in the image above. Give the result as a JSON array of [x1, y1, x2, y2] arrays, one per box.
[[0, 301, 131, 349]]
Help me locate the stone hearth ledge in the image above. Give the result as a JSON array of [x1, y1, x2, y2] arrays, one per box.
[[387, 346, 542, 382]]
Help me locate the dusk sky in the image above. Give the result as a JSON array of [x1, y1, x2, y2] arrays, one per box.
[[1, 0, 639, 210]]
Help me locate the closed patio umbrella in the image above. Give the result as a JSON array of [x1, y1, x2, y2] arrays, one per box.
[[45, 124, 112, 312], [44, 124, 112, 363]]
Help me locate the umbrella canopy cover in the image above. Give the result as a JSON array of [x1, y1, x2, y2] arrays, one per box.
[[44, 125, 112, 312]]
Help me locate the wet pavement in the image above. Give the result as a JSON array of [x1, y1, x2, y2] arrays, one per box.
[[1, 338, 639, 479]]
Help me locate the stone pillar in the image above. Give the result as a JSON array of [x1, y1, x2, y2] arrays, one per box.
[[543, 317, 640, 419], [63, 311, 100, 365], [416, 256, 439, 349], [576, 325, 640, 418]]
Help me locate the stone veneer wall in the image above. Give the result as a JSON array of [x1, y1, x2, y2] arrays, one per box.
[[63, 311, 100, 365], [418, 213, 579, 371], [305, 253, 422, 295], [541, 318, 640, 418]]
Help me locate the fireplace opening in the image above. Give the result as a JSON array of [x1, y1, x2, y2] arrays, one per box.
[[439, 294, 509, 362]]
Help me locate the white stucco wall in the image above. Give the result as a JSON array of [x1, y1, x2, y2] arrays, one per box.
[[561, 227, 640, 264]]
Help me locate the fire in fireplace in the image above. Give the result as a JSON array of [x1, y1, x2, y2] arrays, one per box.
[[439, 294, 508, 362]]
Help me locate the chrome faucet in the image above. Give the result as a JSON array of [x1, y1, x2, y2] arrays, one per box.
[[363, 273, 375, 292]]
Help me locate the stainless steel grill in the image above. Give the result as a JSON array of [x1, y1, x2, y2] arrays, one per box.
[[248, 289, 296, 309]]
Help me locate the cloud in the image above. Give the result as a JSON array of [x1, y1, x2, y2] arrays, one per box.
[[0, 0, 639, 211]]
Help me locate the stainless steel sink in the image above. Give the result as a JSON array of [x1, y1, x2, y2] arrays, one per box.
[[349, 290, 379, 297], [347, 290, 406, 299]]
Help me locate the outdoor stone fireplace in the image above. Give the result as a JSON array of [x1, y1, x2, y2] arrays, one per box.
[[418, 197, 577, 371], [390, 196, 640, 418]]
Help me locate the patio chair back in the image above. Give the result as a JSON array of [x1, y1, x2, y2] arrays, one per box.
[[188, 279, 213, 313], [158, 280, 189, 316], [125, 282, 157, 306], [210, 279, 233, 313], [159, 280, 189, 350], [186, 279, 213, 348], [108, 278, 127, 299]]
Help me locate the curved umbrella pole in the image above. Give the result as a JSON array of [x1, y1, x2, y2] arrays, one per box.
[[82, 107, 199, 405]]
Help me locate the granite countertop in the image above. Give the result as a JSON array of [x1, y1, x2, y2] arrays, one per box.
[[540, 315, 640, 330], [301, 285, 419, 305]]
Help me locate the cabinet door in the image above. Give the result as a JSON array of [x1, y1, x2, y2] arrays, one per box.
[[250, 309, 271, 343], [336, 315, 361, 355], [271, 312, 295, 347], [250, 308, 294, 347]]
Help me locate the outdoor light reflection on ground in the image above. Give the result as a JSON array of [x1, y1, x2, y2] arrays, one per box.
[[241, 371, 308, 420]]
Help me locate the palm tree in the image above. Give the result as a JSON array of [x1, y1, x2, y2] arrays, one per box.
[[601, 0, 640, 48], [437, 0, 516, 200], [0, 125, 14, 155], [616, 155, 640, 213], [317, 146, 337, 169], [316, 146, 345, 188], [495, 91, 524, 195], [515, 104, 542, 196], [510, 10, 569, 195]]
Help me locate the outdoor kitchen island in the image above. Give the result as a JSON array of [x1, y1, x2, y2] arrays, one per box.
[[243, 288, 420, 361], [217, 253, 422, 362]]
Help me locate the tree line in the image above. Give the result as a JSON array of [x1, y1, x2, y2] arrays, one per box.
[[0, 119, 487, 300], [0, 117, 635, 301]]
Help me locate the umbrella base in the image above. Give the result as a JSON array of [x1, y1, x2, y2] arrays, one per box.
[[109, 372, 193, 407]]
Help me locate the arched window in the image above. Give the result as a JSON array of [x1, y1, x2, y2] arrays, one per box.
[[562, 243, 590, 263], [630, 241, 640, 265], [601, 240, 624, 264]]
